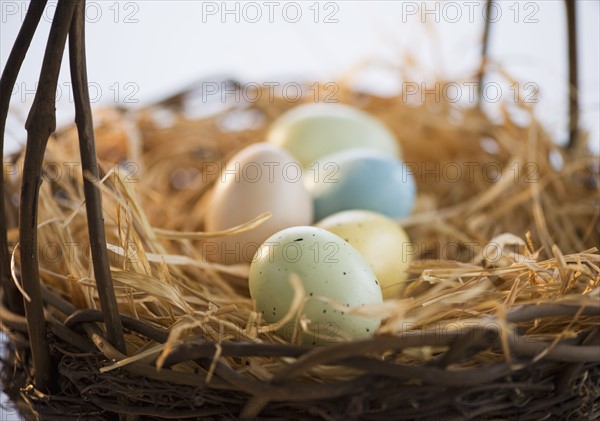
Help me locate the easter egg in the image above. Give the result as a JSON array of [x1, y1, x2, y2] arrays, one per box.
[[249, 226, 383, 345], [304, 149, 416, 221], [204, 143, 313, 264], [316, 210, 412, 299], [267, 103, 400, 167]]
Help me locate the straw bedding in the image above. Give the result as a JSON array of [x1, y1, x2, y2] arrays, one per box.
[[1, 77, 599, 420]]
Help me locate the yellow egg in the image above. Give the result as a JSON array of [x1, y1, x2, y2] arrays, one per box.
[[316, 210, 412, 299]]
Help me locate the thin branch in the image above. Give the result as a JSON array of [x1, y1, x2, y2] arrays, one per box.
[[64, 308, 168, 344], [0, 0, 48, 315], [20, 0, 78, 392], [565, 0, 580, 149], [477, 0, 493, 107], [68, 0, 126, 354]]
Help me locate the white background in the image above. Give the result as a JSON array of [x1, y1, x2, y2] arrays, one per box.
[[1, 0, 599, 154]]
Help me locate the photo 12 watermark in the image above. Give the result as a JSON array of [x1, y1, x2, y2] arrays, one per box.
[[400, 1, 540, 24], [405, 161, 540, 184], [3, 161, 140, 184], [10, 81, 140, 104], [401, 81, 539, 105], [200, 1, 340, 24], [200, 81, 340, 104], [1, 1, 141, 24]]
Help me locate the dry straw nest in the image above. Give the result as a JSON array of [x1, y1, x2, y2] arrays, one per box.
[[1, 73, 599, 420]]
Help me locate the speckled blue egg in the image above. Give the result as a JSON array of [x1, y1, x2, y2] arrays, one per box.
[[249, 226, 383, 345], [304, 149, 416, 221]]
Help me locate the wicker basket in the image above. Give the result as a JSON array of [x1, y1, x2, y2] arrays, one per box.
[[1, 1, 598, 420]]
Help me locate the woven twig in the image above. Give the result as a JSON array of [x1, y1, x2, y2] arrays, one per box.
[[2, 286, 599, 419]]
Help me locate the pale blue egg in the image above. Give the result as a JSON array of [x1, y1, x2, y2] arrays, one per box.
[[249, 226, 382, 345], [304, 149, 416, 221]]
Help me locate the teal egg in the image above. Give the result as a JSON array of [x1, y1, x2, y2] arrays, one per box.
[[267, 103, 400, 167], [304, 149, 416, 221]]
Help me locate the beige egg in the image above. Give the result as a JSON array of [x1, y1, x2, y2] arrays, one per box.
[[316, 210, 412, 299], [204, 143, 313, 264]]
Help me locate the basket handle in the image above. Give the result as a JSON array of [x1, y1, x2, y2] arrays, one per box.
[[0, 0, 126, 392], [18, 0, 78, 392], [68, 0, 127, 356], [0, 0, 48, 320]]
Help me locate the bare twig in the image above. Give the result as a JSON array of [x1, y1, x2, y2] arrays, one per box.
[[0, 0, 48, 315], [19, 0, 78, 391], [68, 0, 126, 353], [477, 0, 493, 107], [64, 308, 168, 344], [565, 0, 580, 149]]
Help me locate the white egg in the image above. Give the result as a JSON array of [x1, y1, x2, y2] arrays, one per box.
[[267, 103, 400, 167], [249, 226, 383, 345], [204, 143, 313, 264], [316, 210, 413, 299]]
